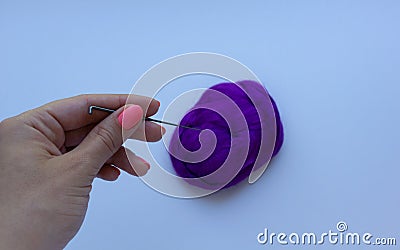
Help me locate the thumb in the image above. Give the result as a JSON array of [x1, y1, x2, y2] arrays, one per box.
[[72, 104, 144, 175]]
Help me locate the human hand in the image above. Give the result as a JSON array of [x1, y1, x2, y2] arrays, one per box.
[[0, 94, 164, 250]]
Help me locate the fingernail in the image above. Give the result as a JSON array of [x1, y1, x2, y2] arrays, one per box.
[[161, 126, 166, 135], [138, 157, 150, 169], [155, 100, 160, 107], [118, 105, 143, 130]]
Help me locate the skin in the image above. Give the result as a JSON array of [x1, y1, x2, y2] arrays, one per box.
[[0, 94, 165, 250]]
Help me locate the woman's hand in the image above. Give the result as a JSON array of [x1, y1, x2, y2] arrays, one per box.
[[0, 94, 164, 250]]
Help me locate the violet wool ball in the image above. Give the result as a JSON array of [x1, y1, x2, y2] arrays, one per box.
[[168, 80, 284, 190]]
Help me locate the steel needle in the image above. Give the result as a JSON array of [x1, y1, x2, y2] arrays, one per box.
[[88, 105, 201, 131]]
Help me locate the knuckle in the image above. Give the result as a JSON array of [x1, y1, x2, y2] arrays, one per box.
[[75, 94, 91, 106], [0, 117, 18, 133], [0, 117, 12, 128], [76, 93, 90, 100], [92, 124, 117, 154]]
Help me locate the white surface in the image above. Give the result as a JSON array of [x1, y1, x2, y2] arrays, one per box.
[[1, 1, 399, 249]]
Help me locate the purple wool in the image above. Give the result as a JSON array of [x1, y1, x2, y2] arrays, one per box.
[[169, 80, 284, 189]]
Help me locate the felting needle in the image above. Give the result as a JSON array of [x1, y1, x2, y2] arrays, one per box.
[[88, 105, 201, 131]]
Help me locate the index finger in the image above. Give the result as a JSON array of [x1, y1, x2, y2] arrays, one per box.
[[40, 94, 160, 131]]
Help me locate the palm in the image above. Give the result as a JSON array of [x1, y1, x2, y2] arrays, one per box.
[[0, 94, 162, 249]]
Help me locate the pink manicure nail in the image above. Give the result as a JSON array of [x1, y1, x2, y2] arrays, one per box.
[[118, 105, 143, 130], [138, 157, 150, 169]]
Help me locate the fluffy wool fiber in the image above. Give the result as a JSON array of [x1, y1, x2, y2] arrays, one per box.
[[169, 80, 283, 189]]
